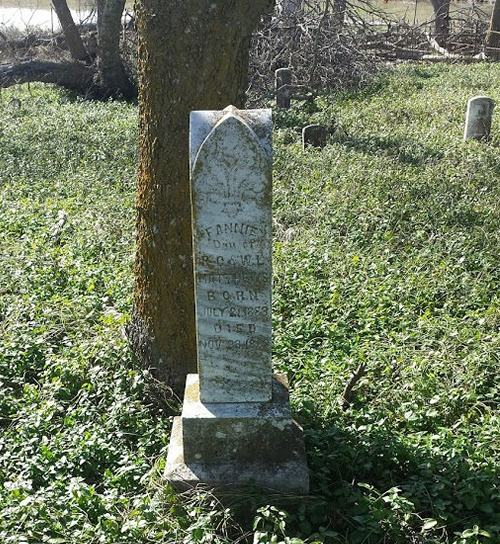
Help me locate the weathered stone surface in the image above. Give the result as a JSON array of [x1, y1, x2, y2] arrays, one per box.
[[181, 374, 303, 463], [464, 96, 495, 141], [165, 375, 309, 493], [302, 124, 327, 149], [165, 106, 309, 494], [190, 107, 273, 403], [278, 0, 303, 17], [275, 68, 291, 109]]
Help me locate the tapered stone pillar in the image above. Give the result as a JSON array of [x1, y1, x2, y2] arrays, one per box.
[[165, 106, 309, 493], [275, 68, 291, 109]]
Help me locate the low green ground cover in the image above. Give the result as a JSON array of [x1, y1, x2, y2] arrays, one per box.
[[0, 63, 498, 543]]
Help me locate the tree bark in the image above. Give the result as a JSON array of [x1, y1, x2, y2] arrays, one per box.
[[486, 0, 500, 60], [0, 60, 95, 91], [430, 0, 450, 46], [96, 0, 104, 37], [51, 0, 90, 62], [129, 0, 274, 395], [96, 0, 135, 98]]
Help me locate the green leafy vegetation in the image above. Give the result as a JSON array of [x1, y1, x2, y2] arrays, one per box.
[[1, 63, 499, 543]]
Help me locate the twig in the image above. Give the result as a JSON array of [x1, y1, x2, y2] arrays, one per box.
[[340, 362, 367, 411]]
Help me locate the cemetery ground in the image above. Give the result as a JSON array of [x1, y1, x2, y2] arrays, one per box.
[[0, 62, 499, 544]]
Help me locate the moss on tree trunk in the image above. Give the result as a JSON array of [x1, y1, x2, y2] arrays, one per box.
[[129, 0, 274, 395]]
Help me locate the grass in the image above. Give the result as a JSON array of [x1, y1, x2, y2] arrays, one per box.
[[0, 63, 499, 543]]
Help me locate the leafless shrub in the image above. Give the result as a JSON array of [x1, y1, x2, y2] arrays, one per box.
[[247, 0, 490, 105], [248, 0, 384, 104]]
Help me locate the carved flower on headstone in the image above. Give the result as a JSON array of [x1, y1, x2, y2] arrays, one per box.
[[193, 114, 268, 219]]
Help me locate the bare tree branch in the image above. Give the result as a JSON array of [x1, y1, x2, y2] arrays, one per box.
[[340, 362, 367, 411]]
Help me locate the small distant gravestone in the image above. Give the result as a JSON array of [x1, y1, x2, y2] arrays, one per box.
[[464, 96, 495, 141], [8, 97, 21, 110], [275, 68, 291, 109], [302, 124, 327, 149], [165, 105, 309, 493], [279, 0, 303, 16]]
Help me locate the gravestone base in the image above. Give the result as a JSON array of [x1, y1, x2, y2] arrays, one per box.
[[165, 374, 309, 493]]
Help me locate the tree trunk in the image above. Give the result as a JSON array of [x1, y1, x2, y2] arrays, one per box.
[[96, 0, 135, 98], [96, 0, 104, 36], [486, 0, 500, 60], [51, 0, 90, 62], [1, 0, 134, 98], [430, 0, 450, 46], [129, 0, 274, 395]]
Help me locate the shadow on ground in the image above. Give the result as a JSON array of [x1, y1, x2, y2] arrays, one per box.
[[205, 413, 498, 543]]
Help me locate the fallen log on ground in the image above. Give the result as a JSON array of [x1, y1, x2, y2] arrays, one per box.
[[0, 60, 95, 93]]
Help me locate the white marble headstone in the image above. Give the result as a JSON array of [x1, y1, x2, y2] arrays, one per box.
[[190, 106, 273, 403]]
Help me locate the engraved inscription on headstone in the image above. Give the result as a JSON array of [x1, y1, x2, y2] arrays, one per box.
[[190, 107, 273, 403], [464, 96, 495, 141]]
